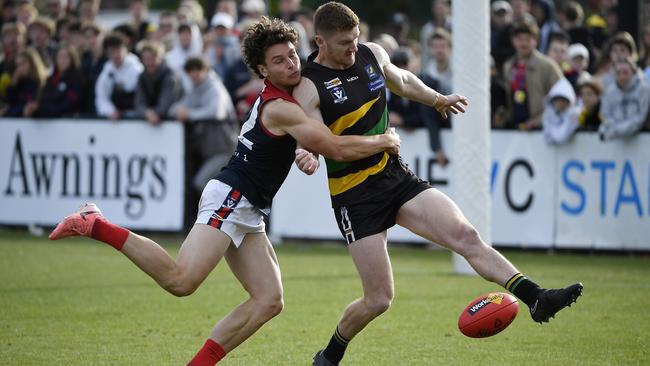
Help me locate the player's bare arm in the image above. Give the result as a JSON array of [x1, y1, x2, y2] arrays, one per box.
[[262, 97, 400, 162], [365, 41, 469, 119]]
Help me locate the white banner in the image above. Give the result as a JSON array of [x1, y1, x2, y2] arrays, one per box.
[[271, 129, 650, 250], [555, 133, 650, 250], [490, 132, 555, 247], [1, 119, 184, 231]]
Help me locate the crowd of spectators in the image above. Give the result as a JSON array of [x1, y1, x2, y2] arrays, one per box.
[[1, 0, 649, 161]]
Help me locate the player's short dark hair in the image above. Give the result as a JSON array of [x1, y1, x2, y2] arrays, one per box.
[[184, 56, 209, 72], [510, 19, 539, 39], [314, 1, 359, 36], [241, 16, 298, 79], [103, 32, 127, 50]]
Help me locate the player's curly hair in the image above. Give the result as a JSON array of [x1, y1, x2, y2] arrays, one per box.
[[242, 16, 298, 79]]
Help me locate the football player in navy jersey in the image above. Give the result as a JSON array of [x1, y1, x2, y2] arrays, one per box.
[[48, 16, 400, 366]]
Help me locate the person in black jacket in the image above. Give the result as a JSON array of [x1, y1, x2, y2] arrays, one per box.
[[134, 40, 183, 124], [33, 45, 83, 117], [79, 22, 106, 116], [0, 47, 46, 117]]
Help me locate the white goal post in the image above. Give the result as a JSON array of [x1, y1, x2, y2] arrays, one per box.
[[450, 0, 491, 275]]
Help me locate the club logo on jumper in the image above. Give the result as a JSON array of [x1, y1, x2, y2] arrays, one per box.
[[324, 77, 343, 89], [365, 64, 378, 79], [224, 198, 237, 209], [467, 293, 505, 316], [330, 86, 348, 104], [347, 75, 359, 82]]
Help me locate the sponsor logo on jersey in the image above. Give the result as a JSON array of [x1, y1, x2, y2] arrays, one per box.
[[365, 64, 378, 79], [467, 293, 505, 316], [324, 77, 343, 89], [330, 86, 348, 104], [368, 77, 385, 92], [346, 75, 359, 82]]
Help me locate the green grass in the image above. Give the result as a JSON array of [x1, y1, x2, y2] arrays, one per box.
[[1, 231, 649, 365]]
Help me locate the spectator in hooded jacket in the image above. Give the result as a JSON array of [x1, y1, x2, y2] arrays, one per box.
[[0, 47, 46, 117], [134, 40, 183, 124], [530, 0, 561, 53], [169, 56, 237, 230], [599, 59, 650, 141], [542, 77, 579, 144], [95, 32, 144, 119], [33, 45, 83, 117], [596, 32, 642, 90]]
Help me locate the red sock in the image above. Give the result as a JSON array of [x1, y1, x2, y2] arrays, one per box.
[[90, 217, 130, 251], [187, 339, 227, 366]]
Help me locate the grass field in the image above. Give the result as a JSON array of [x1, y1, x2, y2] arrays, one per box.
[[1, 231, 648, 365]]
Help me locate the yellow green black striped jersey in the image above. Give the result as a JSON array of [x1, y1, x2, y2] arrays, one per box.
[[302, 44, 394, 207]]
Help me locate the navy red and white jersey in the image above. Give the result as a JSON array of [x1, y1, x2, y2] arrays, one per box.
[[216, 79, 298, 210]]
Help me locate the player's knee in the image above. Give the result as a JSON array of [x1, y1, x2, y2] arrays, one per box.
[[166, 281, 199, 297], [365, 293, 393, 317], [163, 271, 200, 297], [256, 293, 284, 320], [451, 224, 483, 255]]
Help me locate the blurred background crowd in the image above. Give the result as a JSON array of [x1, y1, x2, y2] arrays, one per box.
[[1, 0, 649, 227]]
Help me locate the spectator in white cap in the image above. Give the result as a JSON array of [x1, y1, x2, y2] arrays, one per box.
[[241, 0, 267, 21], [492, 0, 512, 14], [210, 12, 234, 30], [567, 43, 591, 88], [491, 0, 515, 73], [205, 12, 240, 80]]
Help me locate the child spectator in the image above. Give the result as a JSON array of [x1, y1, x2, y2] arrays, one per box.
[[567, 43, 591, 88], [542, 77, 579, 144], [79, 22, 106, 116], [0, 47, 46, 117], [575, 78, 603, 131], [596, 32, 640, 90], [422, 27, 452, 94], [27, 16, 57, 70], [599, 59, 650, 141], [94, 32, 143, 119], [16, 1, 37, 28], [169, 56, 237, 230], [0, 22, 26, 104], [33, 45, 83, 117], [134, 40, 183, 124], [151, 11, 177, 51]]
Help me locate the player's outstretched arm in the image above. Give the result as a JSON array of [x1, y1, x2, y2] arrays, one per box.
[[263, 100, 400, 162], [365, 42, 469, 119]]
